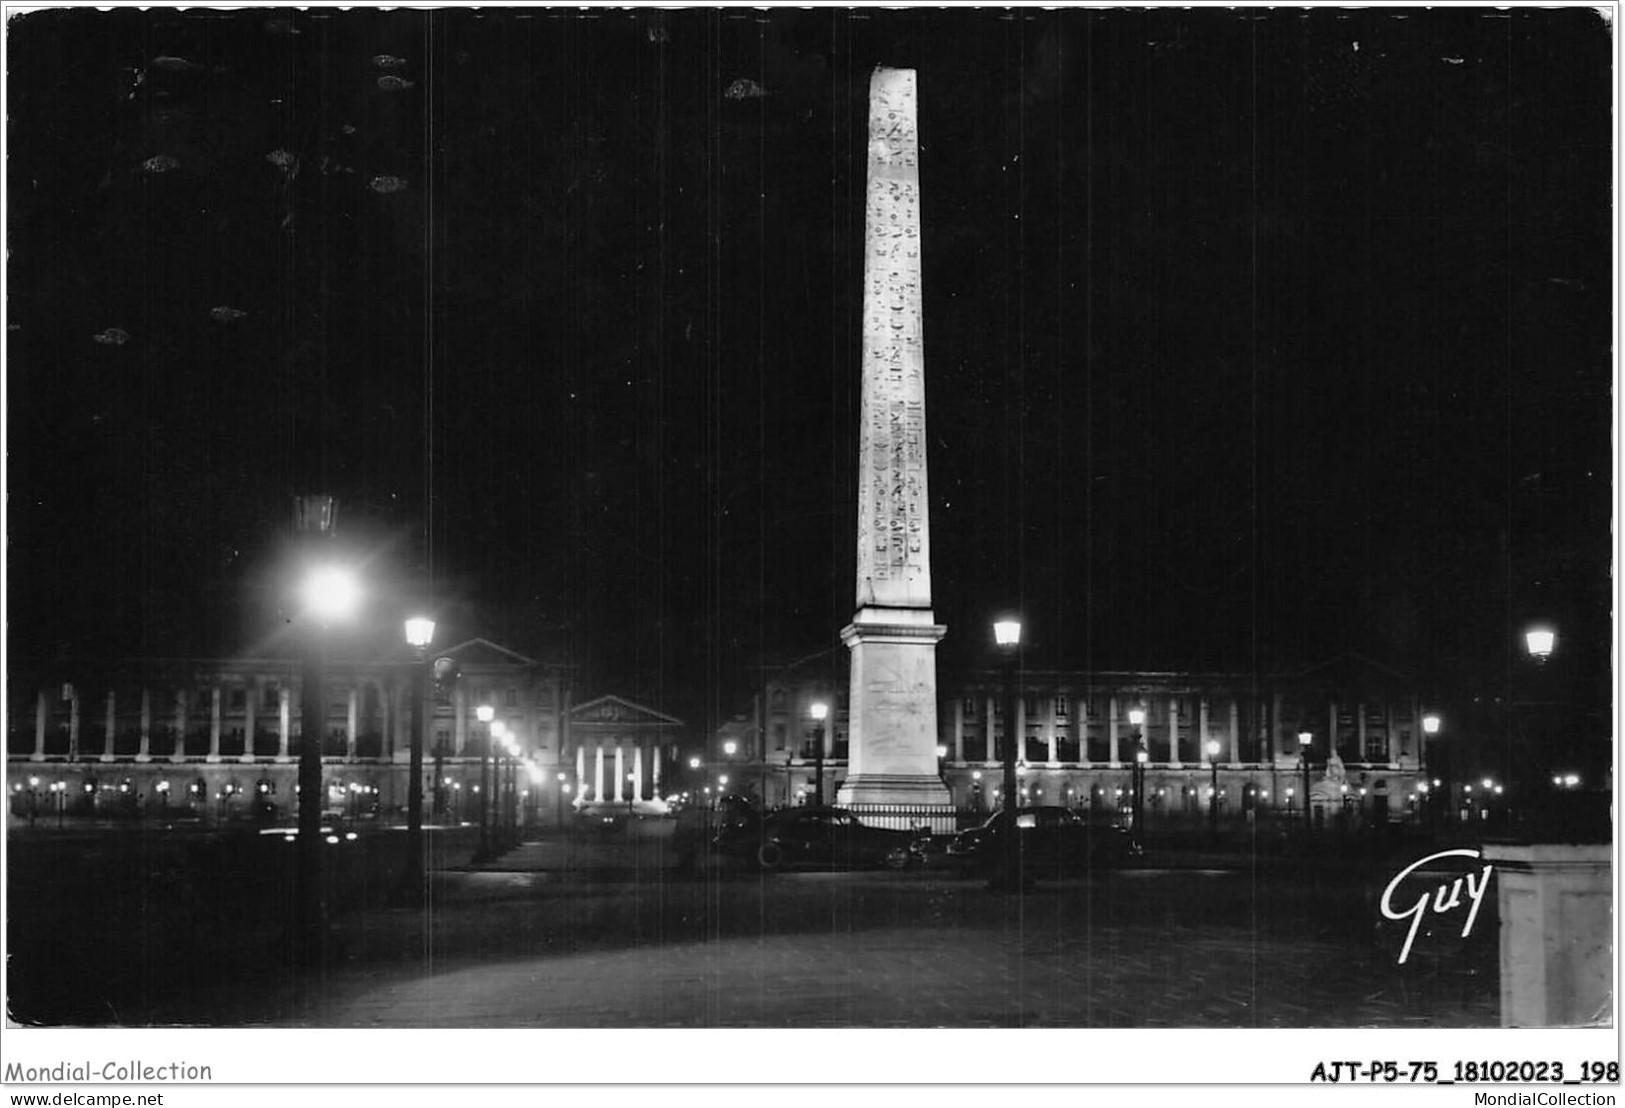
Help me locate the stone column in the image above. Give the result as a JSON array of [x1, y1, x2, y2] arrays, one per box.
[[208, 686, 222, 762], [1045, 695, 1058, 764], [985, 694, 997, 762], [454, 687, 468, 755], [632, 746, 644, 803], [1357, 702, 1367, 764], [652, 746, 661, 796], [278, 686, 292, 761], [576, 745, 586, 796], [137, 688, 151, 762], [593, 746, 605, 803], [101, 690, 116, 761], [1387, 700, 1400, 766], [33, 688, 47, 761], [1167, 698, 1181, 768], [1107, 696, 1120, 767], [952, 698, 964, 762], [1328, 702, 1338, 761], [1228, 700, 1240, 765], [67, 686, 80, 760], [1198, 698, 1211, 764], [242, 681, 257, 762], [1014, 697, 1026, 763], [614, 745, 626, 802], [346, 686, 358, 760], [172, 690, 186, 763]]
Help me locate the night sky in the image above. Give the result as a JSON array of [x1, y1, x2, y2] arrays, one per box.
[[7, 7, 1612, 735]]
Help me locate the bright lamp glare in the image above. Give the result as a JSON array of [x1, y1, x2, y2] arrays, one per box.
[[1422, 714, 1441, 735], [1525, 626, 1556, 659], [810, 702, 829, 722], [302, 566, 361, 622], [404, 617, 436, 647], [993, 619, 1022, 647]]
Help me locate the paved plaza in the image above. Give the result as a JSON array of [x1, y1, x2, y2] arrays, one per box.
[[128, 836, 1498, 1028]]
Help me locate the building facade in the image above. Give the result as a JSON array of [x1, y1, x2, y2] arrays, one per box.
[[708, 654, 1438, 830], [7, 638, 687, 828]]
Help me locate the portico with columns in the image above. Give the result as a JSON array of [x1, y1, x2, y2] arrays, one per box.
[[565, 695, 685, 813]]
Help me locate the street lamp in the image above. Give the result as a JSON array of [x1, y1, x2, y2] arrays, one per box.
[[1297, 730, 1313, 834], [475, 705, 495, 859], [809, 701, 828, 806], [993, 616, 1022, 890], [294, 504, 361, 963], [400, 615, 435, 898], [1524, 624, 1556, 664], [1126, 707, 1147, 853], [1206, 738, 1221, 843]]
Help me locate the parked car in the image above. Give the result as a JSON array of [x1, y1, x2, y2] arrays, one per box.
[[716, 804, 926, 871], [946, 806, 1129, 877]]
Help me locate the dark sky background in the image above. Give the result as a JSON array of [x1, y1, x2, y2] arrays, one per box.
[[7, 7, 1613, 736]]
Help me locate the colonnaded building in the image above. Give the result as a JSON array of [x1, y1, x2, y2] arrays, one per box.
[[8, 641, 1442, 832], [5, 636, 685, 826], [715, 652, 1444, 831]]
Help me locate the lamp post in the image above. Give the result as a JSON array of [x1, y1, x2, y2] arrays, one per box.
[[294, 503, 361, 963], [499, 727, 519, 848], [809, 701, 828, 806], [1297, 730, 1313, 834], [1127, 708, 1146, 853], [1421, 713, 1441, 828], [399, 616, 435, 896], [993, 616, 1022, 890], [1206, 738, 1221, 844], [475, 705, 494, 860]]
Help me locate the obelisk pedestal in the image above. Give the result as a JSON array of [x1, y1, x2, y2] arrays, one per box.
[[835, 68, 953, 828]]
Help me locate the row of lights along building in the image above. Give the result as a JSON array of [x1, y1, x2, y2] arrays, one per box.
[[10, 638, 1502, 831]]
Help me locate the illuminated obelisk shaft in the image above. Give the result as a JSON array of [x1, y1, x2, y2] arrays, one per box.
[[837, 67, 951, 814]]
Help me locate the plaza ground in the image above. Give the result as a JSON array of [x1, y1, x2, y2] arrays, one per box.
[[4, 822, 1499, 1028]]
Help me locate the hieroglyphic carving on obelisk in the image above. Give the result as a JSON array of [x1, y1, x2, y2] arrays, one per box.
[[855, 66, 932, 611], [837, 67, 951, 817]]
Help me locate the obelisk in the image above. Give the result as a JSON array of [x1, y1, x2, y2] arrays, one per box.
[[836, 68, 952, 815]]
